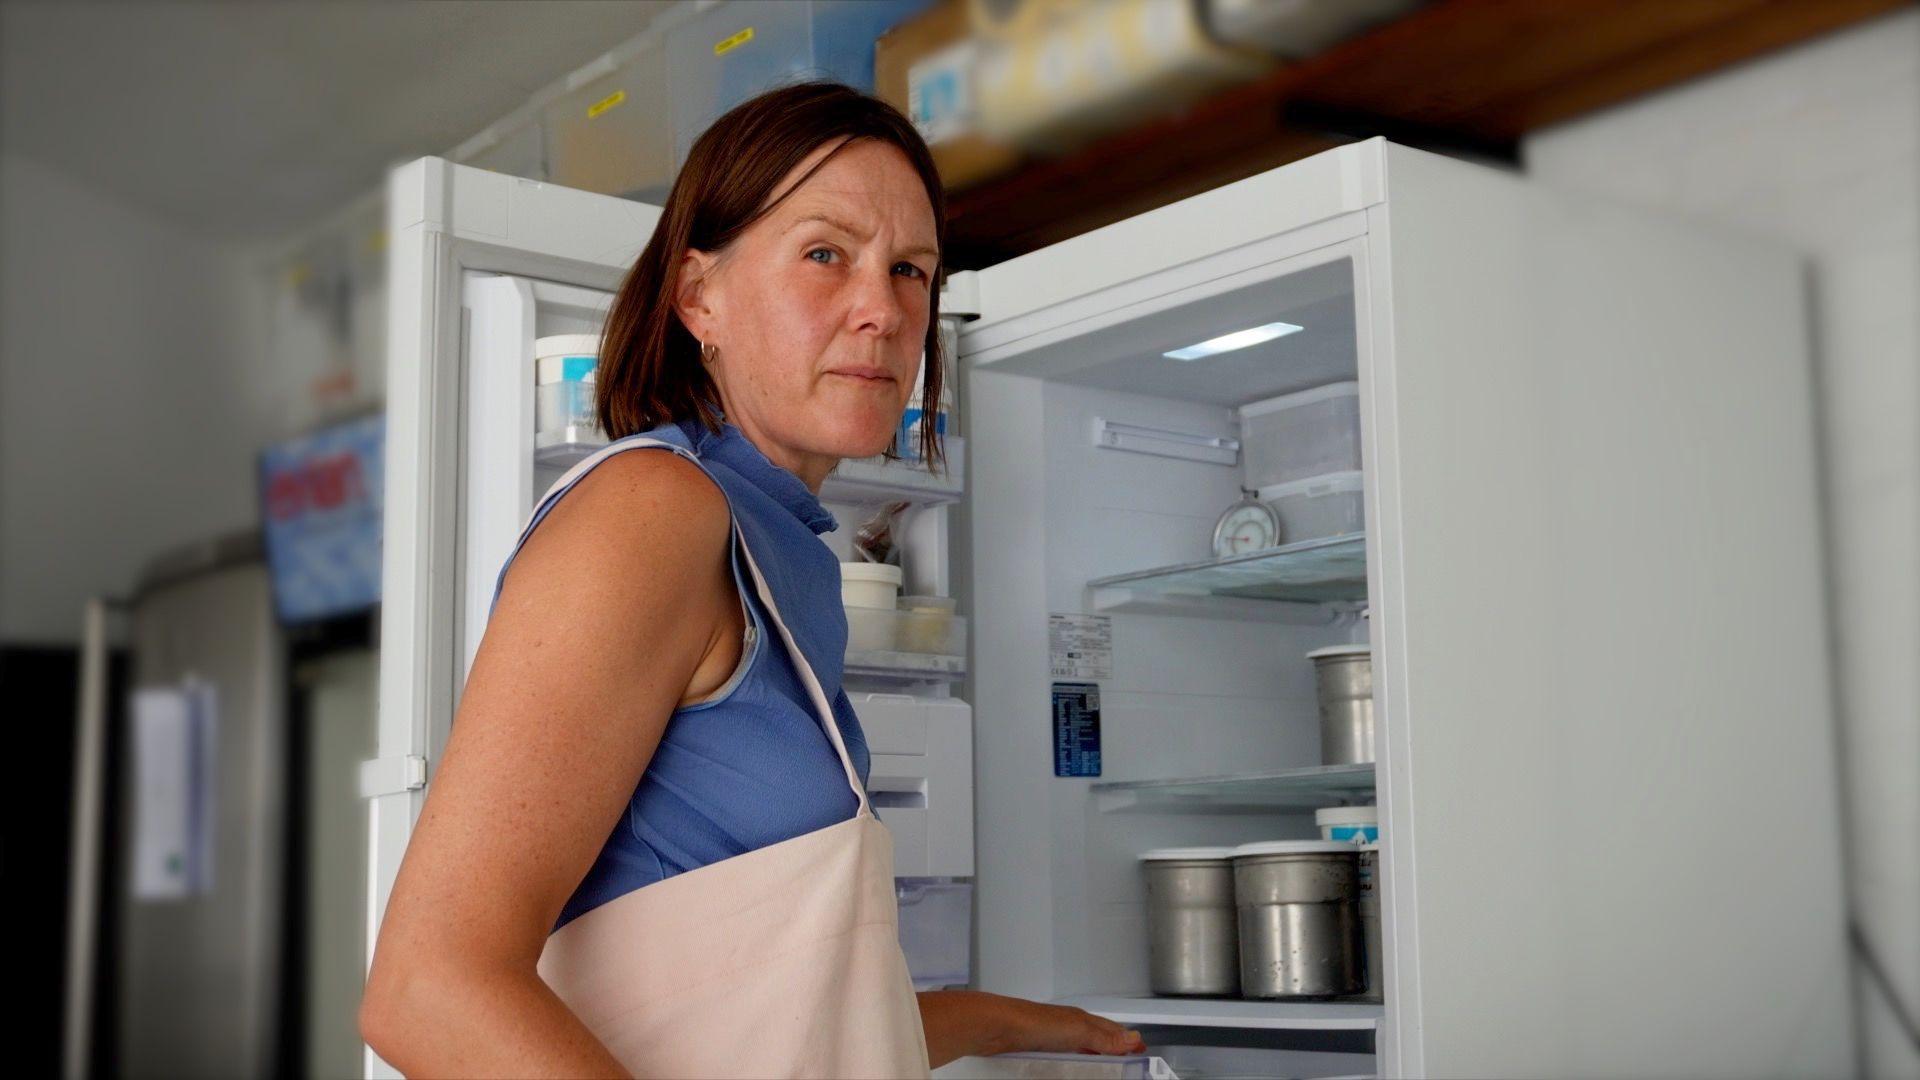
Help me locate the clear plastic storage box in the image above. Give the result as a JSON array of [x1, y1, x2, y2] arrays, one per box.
[[1238, 380, 1362, 491], [846, 606, 967, 677], [1259, 469, 1365, 544], [461, 114, 548, 182], [543, 42, 675, 203], [895, 876, 973, 989], [667, 0, 934, 168], [534, 335, 601, 439]]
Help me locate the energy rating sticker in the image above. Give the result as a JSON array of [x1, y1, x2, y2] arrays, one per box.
[[1049, 612, 1112, 680]]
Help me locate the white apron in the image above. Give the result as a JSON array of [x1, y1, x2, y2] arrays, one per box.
[[533, 437, 932, 1079]]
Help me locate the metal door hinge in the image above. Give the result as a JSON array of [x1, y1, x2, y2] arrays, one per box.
[[359, 754, 428, 798]]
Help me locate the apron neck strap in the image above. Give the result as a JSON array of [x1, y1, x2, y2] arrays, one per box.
[[729, 518, 870, 813]]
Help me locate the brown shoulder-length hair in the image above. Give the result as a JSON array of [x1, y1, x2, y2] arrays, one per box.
[[596, 80, 948, 470]]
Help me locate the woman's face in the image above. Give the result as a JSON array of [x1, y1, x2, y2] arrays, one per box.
[[675, 137, 939, 490]]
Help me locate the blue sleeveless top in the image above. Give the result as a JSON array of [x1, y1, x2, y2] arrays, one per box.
[[487, 417, 872, 933]]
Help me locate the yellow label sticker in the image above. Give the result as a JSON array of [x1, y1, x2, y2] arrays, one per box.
[[587, 89, 626, 119], [714, 26, 754, 56]]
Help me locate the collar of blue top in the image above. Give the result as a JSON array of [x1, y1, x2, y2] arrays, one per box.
[[673, 415, 840, 536]]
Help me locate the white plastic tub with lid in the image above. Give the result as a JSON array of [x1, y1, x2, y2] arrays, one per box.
[[842, 563, 905, 654], [1314, 805, 1379, 843], [840, 562, 903, 609], [534, 333, 601, 436]]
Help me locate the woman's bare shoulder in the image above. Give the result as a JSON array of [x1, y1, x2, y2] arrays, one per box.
[[516, 446, 733, 585]]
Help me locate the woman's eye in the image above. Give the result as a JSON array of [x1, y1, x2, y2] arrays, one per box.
[[807, 248, 835, 264], [894, 262, 926, 280]]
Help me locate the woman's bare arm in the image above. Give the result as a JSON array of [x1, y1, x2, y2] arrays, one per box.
[[359, 452, 736, 1078], [917, 991, 1146, 1069]]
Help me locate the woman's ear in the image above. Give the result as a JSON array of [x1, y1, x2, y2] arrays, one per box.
[[673, 248, 720, 342]]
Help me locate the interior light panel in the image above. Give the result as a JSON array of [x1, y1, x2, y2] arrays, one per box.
[[1163, 321, 1304, 361]]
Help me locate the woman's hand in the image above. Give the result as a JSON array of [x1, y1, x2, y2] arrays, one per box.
[[1006, 1000, 1147, 1056]]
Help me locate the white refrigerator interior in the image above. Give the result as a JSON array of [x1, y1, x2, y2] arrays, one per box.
[[958, 139, 1846, 1077], [371, 141, 1849, 1079]]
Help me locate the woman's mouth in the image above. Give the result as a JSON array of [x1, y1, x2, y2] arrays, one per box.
[[827, 367, 896, 383]]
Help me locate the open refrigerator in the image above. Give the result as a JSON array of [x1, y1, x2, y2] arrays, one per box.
[[365, 139, 1851, 1078]]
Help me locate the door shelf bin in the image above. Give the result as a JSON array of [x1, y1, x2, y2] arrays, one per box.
[[844, 651, 967, 681], [1087, 534, 1367, 612], [822, 435, 966, 506], [1091, 763, 1375, 812], [845, 608, 967, 681], [534, 425, 606, 469], [1059, 995, 1382, 1031], [535, 431, 965, 507]]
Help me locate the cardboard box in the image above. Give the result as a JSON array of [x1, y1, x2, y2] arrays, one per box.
[[876, 0, 1025, 191], [971, 0, 1274, 154]]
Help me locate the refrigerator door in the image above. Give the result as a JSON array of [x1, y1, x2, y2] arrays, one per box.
[[1358, 142, 1846, 1079], [368, 159, 658, 1077], [120, 536, 286, 1080]]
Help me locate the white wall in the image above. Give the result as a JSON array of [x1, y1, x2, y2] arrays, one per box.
[[1524, 12, 1919, 1077], [1, 152, 277, 643]]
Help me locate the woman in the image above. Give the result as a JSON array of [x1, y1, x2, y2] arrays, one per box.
[[359, 82, 1146, 1077]]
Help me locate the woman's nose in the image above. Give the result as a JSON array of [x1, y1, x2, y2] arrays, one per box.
[[846, 259, 908, 337]]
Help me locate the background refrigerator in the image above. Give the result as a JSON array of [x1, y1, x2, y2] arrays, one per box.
[[92, 530, 288, 1076], [65, 414, 386, 1079], [367, 139, 1850, 1078]]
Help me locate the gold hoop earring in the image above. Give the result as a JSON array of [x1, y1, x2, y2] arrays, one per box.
[[700, 341, 717, 366]]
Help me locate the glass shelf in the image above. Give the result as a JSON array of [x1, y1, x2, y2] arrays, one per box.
[[1059, 994, 1382, 1031], [1086, 534, 1367, 616], [1091, 763, 1374, 812]]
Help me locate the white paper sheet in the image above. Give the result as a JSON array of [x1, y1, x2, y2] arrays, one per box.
[[131, 687, 191, 900], [129, 679, 217, 900]]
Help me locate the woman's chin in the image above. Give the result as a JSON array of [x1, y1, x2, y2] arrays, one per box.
[[842, 429, 903, 460], [812, 412, 904, 460]]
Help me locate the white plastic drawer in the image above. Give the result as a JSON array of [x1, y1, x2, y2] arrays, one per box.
[[875, 805, 929, 874], [855, 694, 930, 755], [850, 693, 974, 877], [896, 877, 973, 990]]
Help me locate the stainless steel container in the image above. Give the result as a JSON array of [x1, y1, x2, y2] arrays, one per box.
[[1141, 848, 1239, 996], [1308, 644, 1374, 765], [1358, 842, 1383, 1002], [1230, 841, 1361, 998]]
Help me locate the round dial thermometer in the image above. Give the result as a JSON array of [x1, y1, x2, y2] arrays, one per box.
[[1212, 489, 1281, 557]]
